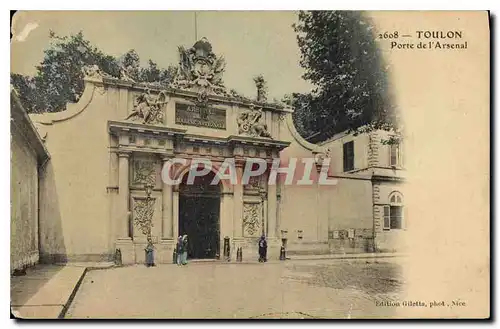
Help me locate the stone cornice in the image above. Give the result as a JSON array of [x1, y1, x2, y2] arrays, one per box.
[[29, 81, 98, 125], [227, 135, 291, 151], [371, 175, 406, 183], [108, 120, 187, 137], [108, 120, 291, 151], [101, 77, 293, 113]]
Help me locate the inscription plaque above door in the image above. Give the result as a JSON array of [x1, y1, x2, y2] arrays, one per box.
[[175, 103, 226, 130]]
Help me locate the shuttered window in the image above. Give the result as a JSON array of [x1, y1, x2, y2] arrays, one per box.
[[390, 143, 400, 167], [385, 192, 405, 231], [390, 206, 403, 229], [383, 205, 390, 230], [343, 141, 354, 172]]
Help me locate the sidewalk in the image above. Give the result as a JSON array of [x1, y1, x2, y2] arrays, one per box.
[[10, 264, 90, 319], [178, 252, 406, 265]]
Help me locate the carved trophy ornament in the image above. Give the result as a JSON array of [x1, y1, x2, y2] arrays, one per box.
[[237, 105, 272, 138], [253, 75, 268, 103], [171, 37, 228, 96], [125, 89, 167, 125]]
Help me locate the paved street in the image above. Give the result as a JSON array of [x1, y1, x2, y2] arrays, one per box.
[[65, 258, 406, 319]]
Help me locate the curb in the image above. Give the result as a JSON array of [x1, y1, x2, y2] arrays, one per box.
[[289, 254, 407, 261], [58, 268, 88, 319]]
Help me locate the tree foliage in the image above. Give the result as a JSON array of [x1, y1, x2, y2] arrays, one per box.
[[290, 11, 399, 143], [11, 31, 177, 113]]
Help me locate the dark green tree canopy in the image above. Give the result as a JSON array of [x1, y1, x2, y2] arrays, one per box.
[[290, 11, 399, 143], [11, 31, 177, 113]]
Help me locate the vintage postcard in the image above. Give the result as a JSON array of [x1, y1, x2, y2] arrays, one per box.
[[10, 10, 490, 319]]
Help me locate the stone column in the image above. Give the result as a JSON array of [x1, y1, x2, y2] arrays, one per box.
[[118, 151, 131, 239], [267, 179, 277, 238], [233, 165, 244, 238], [161, 157, 173, 239], [172, 187, 179, 239]]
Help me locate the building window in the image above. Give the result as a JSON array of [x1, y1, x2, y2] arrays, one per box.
[[343, 141, 354, 172], [383, 192, 405, 230], [390, 142, 403, 167]]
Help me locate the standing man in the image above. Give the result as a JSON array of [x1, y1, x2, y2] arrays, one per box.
[[258, 235, 268, 262]]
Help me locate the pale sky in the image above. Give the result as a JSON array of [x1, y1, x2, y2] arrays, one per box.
[[10, 11, 314, 100]]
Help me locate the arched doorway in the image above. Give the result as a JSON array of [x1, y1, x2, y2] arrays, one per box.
[[178, 171, 221, 259]]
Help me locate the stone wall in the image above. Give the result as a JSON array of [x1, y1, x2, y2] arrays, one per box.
[[10, 89, 50, 272], [32, 81, 116, 262]]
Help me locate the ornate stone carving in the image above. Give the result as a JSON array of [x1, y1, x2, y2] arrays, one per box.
[[133, 160, 156, 185], [133, 198, 155, 237], [243, 203, 261, 237], [314, 148, 331, 172], [171, 37, 228, 96], [253, 75, 268, 103], [125, 90, 167, 125], [119, 65, 136, 83], [237, 105, 272, 138], [81, 64, 112, 81]]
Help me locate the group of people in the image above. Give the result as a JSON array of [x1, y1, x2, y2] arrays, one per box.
[[176, 235, 189, 266], [172, 234, 269, 265]]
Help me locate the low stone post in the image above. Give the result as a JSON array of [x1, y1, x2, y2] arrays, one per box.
[[172, 247, 177, 264], [236, 247, 242, 262], [115, 249, 122, 266], [279, 245, 286, 261], [223, 236, 231, 262]]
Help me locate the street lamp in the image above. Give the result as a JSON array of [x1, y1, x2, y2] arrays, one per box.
[[144, 183, 155, 242], [259, 187, 267, 236], [144, 182, 155, 267], [145, 183, 154, 200]]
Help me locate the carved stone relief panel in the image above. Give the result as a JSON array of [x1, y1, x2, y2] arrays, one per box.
[[236, 105, 272, 138], [132, 159, 157, 187], [132, 197, 156, 238], [125, 90, 167, 125], [243, 203, 262, 237]]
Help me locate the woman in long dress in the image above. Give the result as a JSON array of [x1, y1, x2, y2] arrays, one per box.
[[181, 235, 189, 265]]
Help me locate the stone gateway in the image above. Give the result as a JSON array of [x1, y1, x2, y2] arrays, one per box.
[[28, 39, 406, 264]]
